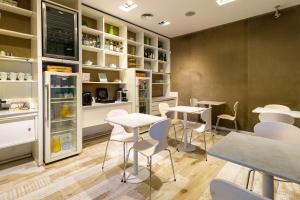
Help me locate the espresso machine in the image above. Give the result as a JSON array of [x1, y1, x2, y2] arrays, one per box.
[[116, 88, 128, 102]]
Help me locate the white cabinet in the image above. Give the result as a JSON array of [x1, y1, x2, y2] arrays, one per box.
[[0, 115, 37, 149]]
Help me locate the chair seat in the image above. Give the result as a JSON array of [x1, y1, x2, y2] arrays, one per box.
[[217, 114, 235, 121], [132, 139, 159, 157], [194, 123, 206, 133], [111, 132, 134, 143]]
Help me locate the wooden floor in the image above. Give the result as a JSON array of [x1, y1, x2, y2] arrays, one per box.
[[0, 128, 299, 200]]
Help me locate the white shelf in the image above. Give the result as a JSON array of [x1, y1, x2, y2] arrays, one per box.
[[0, 3, 33, 17], [105, 50, 124, 56], [104, 33, 125, 42], [83, 65, 125, 71], [51, 117, 76, 123], [51, 128, 75, 135], [83, 81, 126, 85], [152, 72, 170, 75], [51, 147, 77, 159], [0, 29, 35, 40], [0, 109, 38, 118], [158, 48, 170, 53], [83, 101, 132, 109], [82, 45, 103, 53], [152, 82, 169, 85], [128, 54, 143, 59], [127, 40, 143, 46], [158, 60, 169, 64], [82, 26, 103, 36], [144, 57, 157, 62], [0, 80, 37, 83], [51, 86, 76, 89], [0, 55, 34, 63], [144, 44, 157, 49]]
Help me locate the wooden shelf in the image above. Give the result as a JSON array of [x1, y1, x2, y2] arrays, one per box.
[[104, 33, 125, 42], [0, 2, 33, 17], [82, 65, 125, 71], [82, 26, 103, 36], [83, 81, 126, 85], [82, 45, 103, 53], [0, 56, 34, 63], [0, 29, 35, 40]]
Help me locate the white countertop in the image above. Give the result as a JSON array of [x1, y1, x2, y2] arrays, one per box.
[[152, 96, 176, 102], [252, 107, 300, 118], [0, 109, 38, 118], [208, 132, 300, 184], [106, 113, 165, 128], [83, 101, 132, 110]]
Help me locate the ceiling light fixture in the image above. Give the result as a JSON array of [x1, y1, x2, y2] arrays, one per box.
[[119, 0, 137, 12], [158, 20, 171, 26], [216, 0, 236, 6], [141, 13, 154, 20]]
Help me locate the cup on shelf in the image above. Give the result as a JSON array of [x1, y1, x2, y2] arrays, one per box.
[[17, 72, 25, 81], [25, 73, 32, 81], [9, 72, 17, 81], [0, 72, 8, 81]]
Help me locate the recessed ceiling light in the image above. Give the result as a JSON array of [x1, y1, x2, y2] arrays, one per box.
[[141, 13, 154, 20], [158, 20, 171, 26], [185, 11, 196, 17], [216, 0, 236, 6], [119, 0, 137, 12]]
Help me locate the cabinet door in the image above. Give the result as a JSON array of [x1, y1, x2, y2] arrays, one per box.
[[0, 117, 36, 149]]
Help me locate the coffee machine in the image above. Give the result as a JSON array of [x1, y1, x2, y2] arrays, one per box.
[[82, 92, 93, 106], [116, 88, 128, 102], [95, 88, 115, 103]]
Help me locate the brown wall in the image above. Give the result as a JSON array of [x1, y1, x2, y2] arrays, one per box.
[[171, 5, 300, 131]]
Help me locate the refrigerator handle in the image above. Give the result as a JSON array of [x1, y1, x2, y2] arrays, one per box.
[[45, 84, 50, 127]]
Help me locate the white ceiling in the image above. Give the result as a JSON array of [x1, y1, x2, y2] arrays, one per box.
[[82, 0, 300, 38]]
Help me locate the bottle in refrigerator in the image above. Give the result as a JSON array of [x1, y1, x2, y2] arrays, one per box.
[[52, 135, 61, 153]]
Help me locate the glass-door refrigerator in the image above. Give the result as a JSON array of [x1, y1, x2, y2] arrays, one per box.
[[44, 71, 82, 163], [136, 77, 151, 114]]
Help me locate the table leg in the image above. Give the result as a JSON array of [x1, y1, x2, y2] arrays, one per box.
[[125, 127, 150, 184], [262, 173, 274, 199], [177, 112, 196, 152]]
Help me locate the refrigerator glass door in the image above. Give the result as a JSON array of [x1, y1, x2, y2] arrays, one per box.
[[45, 73, 78, 160], [137, 78, 150, 114]]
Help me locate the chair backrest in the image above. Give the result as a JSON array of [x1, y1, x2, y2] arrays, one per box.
[[258, 112, 295, 125], [107, 109, 128, 136], [254, 121, 300, 145], [210, 179, 269, 200], [190, 98, 199, 107], [264, 104, 291, 111], [158, 103, 169, 118], [201, 108, 212, 131], [149, 119, 171, 154], [233, 101, 239, 117]]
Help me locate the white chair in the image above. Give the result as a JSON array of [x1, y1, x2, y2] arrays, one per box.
[[258, 112, 294, 124], [123, 119, 176, 199], [189, 108, 211, 161], [102, 109, 141, 182], [246, 121, 300, 190], [264, 104, 290, 111], [215, 101, 239, 131], [158, 103, 182, 144], [190, 97, 199, 107], [211, 179, 270, 200]]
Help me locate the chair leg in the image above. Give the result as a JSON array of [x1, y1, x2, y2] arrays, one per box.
[[250, 170, 256, 191], [173, 125, 178, 145], [123, 147, 133, 183], [102, 139, 110, 170], [215, 118, 220, 132], [246, 169, 254, 189], [203, 133, 207, 161], [166, 149, 176, 181], [190, 130, 194, 144], [149, 156, 152, 200], [234, 120, 238, 131]]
